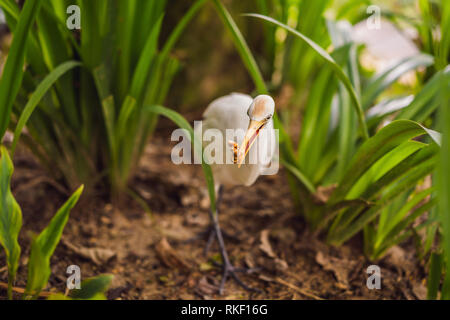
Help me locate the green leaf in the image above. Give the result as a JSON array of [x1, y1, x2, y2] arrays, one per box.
[[46, 293, 71, 300], [366, 96, 414, 129], [145, 105, 216, 214], [329, 120, 441, 204], [396, 67, 450, 122], [0, 146, 22, 299], [69, 274, 113, 300], [100, 96, 117, 160], [116, 95, 137, 145], [160, 0, 208, 63], [213, 1, 296, 186], [213, 1, 267, 95], [375, 188, 435, 249], [362, 54, 434, 110], [436, 1, 450, 70], [0, 0, 43, 138], [47, 274, 113, 300], [347, 141, 426, 199], [427, 252, 443, 300], [129, 14, 164, 101], [280, 158, 316, 194], [25, 185, 84, 299], [11, 61, 82, 154], [437, 61, 450, 300], [244, 13, 369, 140], [297, 56, 338, 177]]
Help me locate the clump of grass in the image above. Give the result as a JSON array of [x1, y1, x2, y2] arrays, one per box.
[[0, 0, 207, 196], [0, 0, 111, 300], [214, 0, 447, 273]]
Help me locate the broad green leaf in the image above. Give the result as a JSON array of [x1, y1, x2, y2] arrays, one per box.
[[347, 141, 426, 199], [0, 147, 22, 299], [329, 120, 441, 204], [47, 274, 113, 300], [25, 185, 84, 298], [69, 274, 113, 300]]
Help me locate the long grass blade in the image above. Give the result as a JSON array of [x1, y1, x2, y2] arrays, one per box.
[[244, 13, 369, 140], [427, 252, 443, 299], [11, 61, 82, 154], [0, 0, 43, 138], [145, 105, 216, 214]]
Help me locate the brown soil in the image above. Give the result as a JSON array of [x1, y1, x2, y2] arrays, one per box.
[[0, 119, 428, 300]]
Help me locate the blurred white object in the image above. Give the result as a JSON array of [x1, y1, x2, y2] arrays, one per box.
[[0, 9, 5, 25], [352, 18, 419, 73]]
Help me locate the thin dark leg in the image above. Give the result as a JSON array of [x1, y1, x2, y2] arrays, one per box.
[[182, 186, 237, 248], [204, 185, 224, 255], [208, 190, 261, 295]]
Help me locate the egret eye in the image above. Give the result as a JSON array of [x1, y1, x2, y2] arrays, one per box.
[[266, 115, 272, 120]]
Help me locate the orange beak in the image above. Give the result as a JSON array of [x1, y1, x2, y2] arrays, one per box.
[[237, 119, 267, 168]]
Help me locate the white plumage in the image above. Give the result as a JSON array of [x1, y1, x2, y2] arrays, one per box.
[[196, 93, 276, 187], [194, 93, 277, 294]]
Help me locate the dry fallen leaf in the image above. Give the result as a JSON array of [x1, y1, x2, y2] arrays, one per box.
[[196, 276, 219, 297], [412, 281, 427, 300], [315, 251, 357, 289], [155, 237, 192, 270], [384, 246, 415, 275], [312, 184, 337, 204], [63, 240, 116, 265], [259, 229, 288, 271], [259, 229, 276, 259]]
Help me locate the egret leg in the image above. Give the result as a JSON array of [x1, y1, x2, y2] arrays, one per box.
[[207, 186, 261, 295], [209, 209, 260, 295], [204, 185, 239, 255], [204, 184, 224, 255]]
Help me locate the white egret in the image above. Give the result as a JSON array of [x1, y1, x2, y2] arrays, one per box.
[[196, 93, 276, 294]]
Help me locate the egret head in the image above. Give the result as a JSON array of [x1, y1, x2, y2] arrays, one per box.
[[237, 95, 275, 167]]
